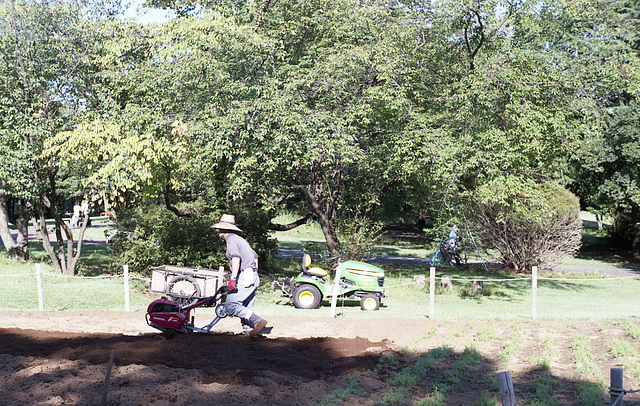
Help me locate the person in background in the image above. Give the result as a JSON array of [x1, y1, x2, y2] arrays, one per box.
[[447, 225, 462, 266], [70, 202, 81, 229], [212, 214, 268, 338]]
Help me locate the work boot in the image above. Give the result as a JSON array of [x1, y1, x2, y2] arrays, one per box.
[[248, 314, 268, 338]]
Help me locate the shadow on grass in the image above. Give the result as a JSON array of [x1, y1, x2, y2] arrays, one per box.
[[577, 228, 640, 269], [372, 265, 615, 304]]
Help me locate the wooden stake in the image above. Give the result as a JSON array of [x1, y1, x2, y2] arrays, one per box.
[[472, 280, 483, 294], [101, 350, 115, 405], [497, 371, 517, 406], [441, 275, 452, 290]]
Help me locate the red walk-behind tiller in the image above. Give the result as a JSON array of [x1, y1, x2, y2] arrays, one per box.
[[146, 286, 230, 335]]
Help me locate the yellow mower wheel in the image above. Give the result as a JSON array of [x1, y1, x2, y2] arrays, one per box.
[[360, 293, 380, 311], [293, 285, 322, 309]]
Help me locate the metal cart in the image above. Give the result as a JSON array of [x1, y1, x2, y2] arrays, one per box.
[[150, 265, 227, 304]]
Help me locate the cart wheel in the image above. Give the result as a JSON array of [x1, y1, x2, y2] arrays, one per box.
[[167, 275, 201, 305], [215, 303, 228, 318], [360, 293, 380, 311], [292, 285, 322, 309]]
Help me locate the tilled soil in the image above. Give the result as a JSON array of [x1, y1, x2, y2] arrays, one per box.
[[1, 311, 639, 405]]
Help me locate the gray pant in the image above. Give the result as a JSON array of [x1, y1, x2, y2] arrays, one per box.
[[224, 269, 259, 323]]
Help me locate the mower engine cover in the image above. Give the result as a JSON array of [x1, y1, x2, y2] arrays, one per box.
[[338, 260, 386, 291], [146, 297, 190, 332]]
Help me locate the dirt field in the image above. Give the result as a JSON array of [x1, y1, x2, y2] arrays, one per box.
[[1, 310, 640, 406]]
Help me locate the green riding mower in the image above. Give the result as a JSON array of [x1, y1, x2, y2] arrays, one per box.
[[273, 254, 387, 311]]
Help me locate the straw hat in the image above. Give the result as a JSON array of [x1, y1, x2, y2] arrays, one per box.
[[212, 214, 243, 232]]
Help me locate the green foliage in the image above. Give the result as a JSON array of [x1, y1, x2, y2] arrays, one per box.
[[110, 204, 223, 274], [229, 201, 280, 270], [468, 392, 496, 406], [380, 387, 410, 406], [6, 0, 640, 270], [0, 0, 123, 271], [528, 373, 564, 406], [571, 333, 602, 379], [576, 382, 606, 406], [415, 389, 445, 406], [337, 217, 383, 260], [375, 353, 399, 373], [110, 201, 278, 274], [610, 209, 636, 248], [620, 319, 640, 339], [608, 338, 637, 358]]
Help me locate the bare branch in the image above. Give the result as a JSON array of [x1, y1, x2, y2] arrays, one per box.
[[268, 213, 313, 231]]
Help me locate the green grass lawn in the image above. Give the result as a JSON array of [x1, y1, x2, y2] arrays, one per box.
[[258, 263, 640, 320], [0, 256, 150, 311], [1, 212, 638, 317], [3, 253, 638, 320]]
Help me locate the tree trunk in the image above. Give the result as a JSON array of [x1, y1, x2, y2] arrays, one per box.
[[633, 203, 640, 260], [296, 185, 341, 257], [595, 213, 603, 231], [33, 211, 62, 273], [30, 172, 88, 275], [0, 187, 17, 257], [69, 210, 91, 273], [13, 200, 30, 261], [46, 174, 76, 276]]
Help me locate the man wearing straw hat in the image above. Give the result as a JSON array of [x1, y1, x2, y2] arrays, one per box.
[[213, 214, 268, 337]]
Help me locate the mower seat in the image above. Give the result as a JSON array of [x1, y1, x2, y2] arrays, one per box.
[[302, 253, 328, 277]]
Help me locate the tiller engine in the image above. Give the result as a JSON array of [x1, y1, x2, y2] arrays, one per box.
[[146, 286, 229, 334]]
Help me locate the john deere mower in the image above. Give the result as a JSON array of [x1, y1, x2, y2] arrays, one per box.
[[274, 254, 386, 311]]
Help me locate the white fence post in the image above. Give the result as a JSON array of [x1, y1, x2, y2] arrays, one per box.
[[36, 263, 44, 311], [329, 267, 342, 318], [123, 264, 130, 311], [531, 266, 538, 320], [429, 267, 435, 319]]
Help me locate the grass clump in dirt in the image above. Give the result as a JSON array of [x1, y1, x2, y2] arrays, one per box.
[[500, 321, 526, 367], [377, 345, 496, 405], [571, 333, 602, 380], [313, 374, 362, 406]]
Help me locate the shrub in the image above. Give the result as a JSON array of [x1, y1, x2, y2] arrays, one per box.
[[609, 208, 635, 249], [469, 181, 582, 272], [110, 200, 277, 275], [110, 203, 223, 274]]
